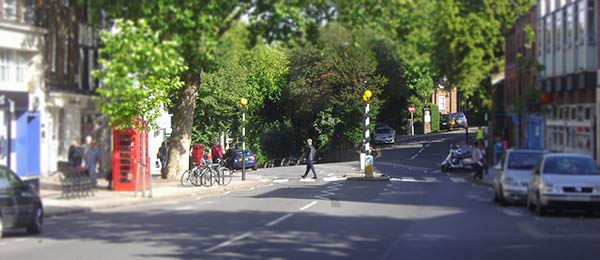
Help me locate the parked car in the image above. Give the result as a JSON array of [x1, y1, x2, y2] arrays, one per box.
[[440, 114, 450, 130], [527, 153, 600, 215], [373, 126, 396, 144], [448, 112, 468, 130], [493, 149, 546, 205], [232, 149, 258, 171], [0, 166, 43, 238]]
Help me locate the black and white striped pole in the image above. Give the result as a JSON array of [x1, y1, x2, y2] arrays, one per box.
[[240, 98, 248, 181], [361, 90, 373, 175]]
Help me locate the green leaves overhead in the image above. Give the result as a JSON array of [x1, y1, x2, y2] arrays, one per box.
[[93, 19, 187, 129]]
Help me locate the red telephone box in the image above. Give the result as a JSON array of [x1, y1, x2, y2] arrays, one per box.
[[112, 127, 151, 191]]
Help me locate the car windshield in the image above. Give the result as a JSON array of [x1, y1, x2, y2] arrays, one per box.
[[507, 151, 544, 170], [375, 129, 391, 134], [543, 156, 600, 175], [236, 150, 252, 156], [450, 113, 462, 120]]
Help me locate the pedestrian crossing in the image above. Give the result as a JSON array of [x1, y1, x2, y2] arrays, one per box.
[[390, 176, 468, 184]]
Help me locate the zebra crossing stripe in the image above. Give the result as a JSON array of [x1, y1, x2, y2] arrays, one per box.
[[449, 177, 466, 183]]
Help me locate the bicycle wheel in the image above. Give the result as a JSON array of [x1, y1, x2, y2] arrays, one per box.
[[201, 167, 213, 187], [191, 168, 203, 187], [180, 170, 192, 187], [218, 167, 232, 186]]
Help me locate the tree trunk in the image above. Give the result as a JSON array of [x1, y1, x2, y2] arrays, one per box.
[[164, 71, 201, 179]]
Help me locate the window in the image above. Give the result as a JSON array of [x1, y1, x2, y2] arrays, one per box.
[[0, 50, 30, 83], [0, 166, 22, 189], [546, 16, 553, 53], [2, 0, 17, 21], [438, 96, 446, 110], [0, 50, 10, 82], [538, 19, 544, 57], [556, 11, 562, 50], [23, 0, 35, 24], [566, 5, 574, 48], [588, 0, 595, 44], [577, 0, 585, 44]]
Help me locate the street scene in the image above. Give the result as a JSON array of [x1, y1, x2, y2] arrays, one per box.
[[2, 131, 600, 260], [2, 0, 600, 259]]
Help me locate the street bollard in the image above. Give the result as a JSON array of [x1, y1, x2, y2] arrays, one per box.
[[365, 155, 374, 177]]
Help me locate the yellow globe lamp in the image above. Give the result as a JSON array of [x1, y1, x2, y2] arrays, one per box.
[[362, 94, 368, 102], [364, 90, 372, 99], [240, 98, 248, 106]]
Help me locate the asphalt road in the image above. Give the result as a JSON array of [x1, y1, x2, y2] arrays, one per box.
[[2, 130, 600, 259]]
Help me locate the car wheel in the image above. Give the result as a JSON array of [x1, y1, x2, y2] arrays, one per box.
[[535, 193, 547, 216], [497, 186, 507, 206], [527, 193, 536, 212], [26, 205, 43, 234], [0, 214, 3, 238]]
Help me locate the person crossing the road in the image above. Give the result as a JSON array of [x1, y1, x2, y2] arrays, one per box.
[[299, 138, 318, 180], [472, 142, 485, 180]]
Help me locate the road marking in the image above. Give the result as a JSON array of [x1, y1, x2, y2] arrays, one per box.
[[499, 208, 524, 217], [203, 231, 254, 253], [401, 177, 416, 182], [273, 179, 289, 183], [222, 191, 231, 195], [15, 238, 27, 242], [423, 177, 438, 183], [323, 177, 346, 182], [175, 206, 194, 211], [248, 187, 255, 191], [410, 143, 431, 160], [300, 178, 316, 182], [449, 177, 466, 183], [300, 200, 318, 211], [265, 213, 295, 227]]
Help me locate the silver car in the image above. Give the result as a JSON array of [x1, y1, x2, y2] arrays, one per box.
[[493, 149, 545, 205], [373, 127, 396, 144], [527, 153, 600, 215]]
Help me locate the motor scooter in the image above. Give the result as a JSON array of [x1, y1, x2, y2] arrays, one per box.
[[441, 144, 474, 172]]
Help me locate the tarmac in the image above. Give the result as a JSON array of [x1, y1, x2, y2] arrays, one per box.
[[39, 172, 272, 218], [38, 161, 495, 219]]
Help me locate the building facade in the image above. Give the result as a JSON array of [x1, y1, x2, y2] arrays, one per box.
[[0, 0, 46, 179], [537, 0, 597, 159], [431, 86, 459, 116], [504, 5, 543, 149], [39, 0, 110, 176]]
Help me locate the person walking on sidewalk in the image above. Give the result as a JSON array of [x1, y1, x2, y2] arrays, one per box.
[[85, 139, 101, 187], [299, 138, 318, 180], [68, 140, 83, 167], [472, 142, 485, 180]]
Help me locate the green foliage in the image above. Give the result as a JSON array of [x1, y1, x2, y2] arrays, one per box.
[[429, 104, 440, 132], [278, 24, 386, 153], [93, 19, 187, 129]]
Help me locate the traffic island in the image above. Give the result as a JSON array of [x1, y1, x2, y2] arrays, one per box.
[[345, 172, 390, 182]]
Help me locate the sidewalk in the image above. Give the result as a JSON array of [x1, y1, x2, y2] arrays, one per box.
[[40, 173, 271, 218]]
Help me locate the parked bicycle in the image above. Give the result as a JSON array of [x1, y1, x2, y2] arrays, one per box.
[[180, 158, 232, 187]]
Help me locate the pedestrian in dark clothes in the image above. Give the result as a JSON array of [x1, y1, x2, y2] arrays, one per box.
[[300, 138, 318, 180]]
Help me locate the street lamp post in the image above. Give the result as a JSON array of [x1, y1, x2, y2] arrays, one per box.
[[240, 98, 248, 181], [361, 90, 372, 173]]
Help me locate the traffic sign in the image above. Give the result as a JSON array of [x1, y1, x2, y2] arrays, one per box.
[[408, 105, 415, 113]]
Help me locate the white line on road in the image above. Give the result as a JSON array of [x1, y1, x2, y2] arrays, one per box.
[[300, 201, 319, 211], [223, 191, 231, 195], [401, 177, 417, 182], [499, 208, 524, 217], [265, 213, 295, 227], [273, 179, 289, 183], [15, 239, 27, 242], [423, 177, 438, 183], [449, 177, 466, 183], [410, 143, 431, 160], [203, 232, 254, 253]]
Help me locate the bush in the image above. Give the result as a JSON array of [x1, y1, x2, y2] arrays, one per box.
[[429, 104, 440, 132]]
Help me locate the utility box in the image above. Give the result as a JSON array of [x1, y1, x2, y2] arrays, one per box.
[[112, 128, 150, 192]]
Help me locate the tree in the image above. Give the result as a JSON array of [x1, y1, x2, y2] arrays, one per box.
[[92, 1, 252, 178], [93, 19, 186, 129]]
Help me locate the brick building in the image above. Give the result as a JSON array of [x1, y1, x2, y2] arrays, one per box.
[[504, 5, 543, 149], [431, 86, 459, 115]]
